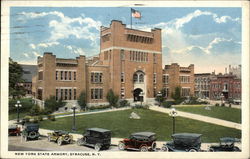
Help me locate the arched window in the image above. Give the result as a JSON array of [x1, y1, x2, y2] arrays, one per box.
[[133, 74, 138, 82], [139, 74, 144, 82]]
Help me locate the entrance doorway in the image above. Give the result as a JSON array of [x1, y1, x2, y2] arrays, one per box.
[[134, 88, 143, 102]]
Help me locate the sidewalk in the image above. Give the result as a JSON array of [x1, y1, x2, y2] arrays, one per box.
[[149, 106, 241, 130]]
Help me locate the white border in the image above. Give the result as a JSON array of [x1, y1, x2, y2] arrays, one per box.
[[1, 1, 249, 159]]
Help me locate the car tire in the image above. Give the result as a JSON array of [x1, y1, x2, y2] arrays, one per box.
[[118, 142, 125, 150], [57, 138, 63, 146], [161, 146, 169, 152], [209, 148, 215, 152], [189, 148, 197, 152], [94, 143, 101, 151], [28, 131, 37, 139], [151, 142, 157, 151], [140, 146, 148, 152]]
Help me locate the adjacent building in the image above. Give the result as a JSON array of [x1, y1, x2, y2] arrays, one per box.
[[194, 73, 214, 99], [20, 64, 37, 96], [163, 63, 195, 99]]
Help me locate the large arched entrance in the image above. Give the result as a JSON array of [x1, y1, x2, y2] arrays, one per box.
[[134, 88, 143, 102]]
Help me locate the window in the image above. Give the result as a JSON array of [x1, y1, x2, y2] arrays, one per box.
[[64, 71, 67, 80], [91, 72, 103, 83], [121, 88, 125, 99], [180, 76, 190, 83], [153, 73, 156, 83], [121, 72, 125, 83], [69, 89, 72, 100], [153, 53, 157, 63], [37, 89, 43, 100], [38, 71, 43, 80], [133, 74, 138, 82], [56, 71, 58, 80], [69, 72, 71, 80], [56, 89, 58, 100], [61, 71, 63, 80], [181, 88, 190, 97], [61, 89, 63, 100], [120, 49, 125, 60], [91, 88, 103, 99], [139, 74, 144, 82], [74, 72, 76, 80], [163, 75, 169, 84], [74, 89, 76, 100], [65, 89, 68, 100]]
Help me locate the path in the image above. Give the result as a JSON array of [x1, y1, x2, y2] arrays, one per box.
[[149, 106, 241, 130]]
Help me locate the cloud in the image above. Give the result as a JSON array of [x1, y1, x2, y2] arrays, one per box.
[[29, 44, 36, 49], [23, 53, 29, 58], [37, 41, 59, 48], [32, 51, 41, 57], [73, 48, 85, 55]]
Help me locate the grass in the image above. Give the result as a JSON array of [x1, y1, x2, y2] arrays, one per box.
[[39, 109, 241, 142], [9, 112, 28, 120], [175, 106, 241, 123]]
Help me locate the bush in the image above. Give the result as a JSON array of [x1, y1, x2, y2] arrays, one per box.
[[77, 91, 87, 110], [221, 103, 225, 107], [9, 98, 35, 113], [88, 105, 111, 110], [119, 100, 129, 107], [215, 103, 220, 107], [29, 105, 41, 116], [106, 89, 119, 108], [132, 104, 149, 109], [38, 115, 43, 121], [44, 96, 65, 113], [162, 101, 175, 108]]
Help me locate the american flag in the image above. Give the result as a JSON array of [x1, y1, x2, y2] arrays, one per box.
[[131, 8, 141, 19]]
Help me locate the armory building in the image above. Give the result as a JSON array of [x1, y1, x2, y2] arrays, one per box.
[[32, 20, 194, 107]]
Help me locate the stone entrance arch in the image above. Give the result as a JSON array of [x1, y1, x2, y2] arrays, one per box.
[[134, 88, 143, 102]]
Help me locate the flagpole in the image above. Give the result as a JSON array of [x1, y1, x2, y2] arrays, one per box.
[[130, 8, 132, 29]]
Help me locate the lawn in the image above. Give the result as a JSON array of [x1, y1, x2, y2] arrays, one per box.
[[9, 112, 28, 120], [39, 109, 241, 142], [175, 106, 241, 123]]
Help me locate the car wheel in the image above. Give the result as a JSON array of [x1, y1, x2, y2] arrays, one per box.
[[57, 138, 63, 146], [189, 148, 197, 152], [118, 142, 125, 150], [140, 146, 148, 152], [161, 146, 169, 152], [28, 131, 37, 139], [94, 143, 101, 151], [209, 148, 215, 152], [151, 142, 156, 151]]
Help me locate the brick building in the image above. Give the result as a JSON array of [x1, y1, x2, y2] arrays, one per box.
[[194, 73, 215, 99], [209, 74, 241, 100], [163, 63, 195, 99], [33, 20, 195, 107], [20, 64, 37, 96]]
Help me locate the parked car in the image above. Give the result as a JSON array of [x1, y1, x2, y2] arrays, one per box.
[[118, 132, 157, 152], [209, 137, 241, 152], [48, 130, 73, 146], [21, 123, 40, 141], [77, 128, 111, 151], [8, 125, 21, 136], [162, 133, 202, 152]]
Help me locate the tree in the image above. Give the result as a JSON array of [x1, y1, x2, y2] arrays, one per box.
[[106, 89, 119, 108], [171, 86, 181, 101], [9, 58, 25, 99], [77, 91, 87, 110], [44, 96, 65, 114]]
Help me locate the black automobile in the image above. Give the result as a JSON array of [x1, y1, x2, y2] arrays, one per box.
[[209, 137, 241, 152], [162, 133, 202, 152], [21, 123, 40, 141], [77, 128, 111, 151]]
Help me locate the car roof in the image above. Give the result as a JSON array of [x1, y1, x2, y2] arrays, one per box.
[[172, 133, 202, 138], [86, 128, 111, 133], [131, 132, 156, 137], [220, 137, 240, 142]]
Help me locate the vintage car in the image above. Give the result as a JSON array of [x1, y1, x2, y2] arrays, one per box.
[[77, 128, 111, 151], [8, 125, 21, 136], [21, 123, 40, 141], [48, 130, 73, 146], [161, 133, 202, 152], [209, 137, 241, 152], [118, 132, 157, 152]]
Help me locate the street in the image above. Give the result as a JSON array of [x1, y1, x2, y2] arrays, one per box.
[[8, 136, 119, 151]]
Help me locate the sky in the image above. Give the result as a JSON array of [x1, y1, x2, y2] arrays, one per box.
[[9, 7, 241, 73]]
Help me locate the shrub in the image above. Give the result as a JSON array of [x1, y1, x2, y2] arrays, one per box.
[[229, 104, 232, 108], [106, 89, 119, 108], [215, 103, 220, 107], [44, 96, 65, 113], [162, 101, 174, 108], [29, 105, 41, 116], [9, 98, 35, 113], [221, 103, 225, 107], [119, 100, 129, 107], [77, 91, 87, 110], [38, 115, 43, 121], [132, 104, 148, 109], [88, 105, 111, 110]]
